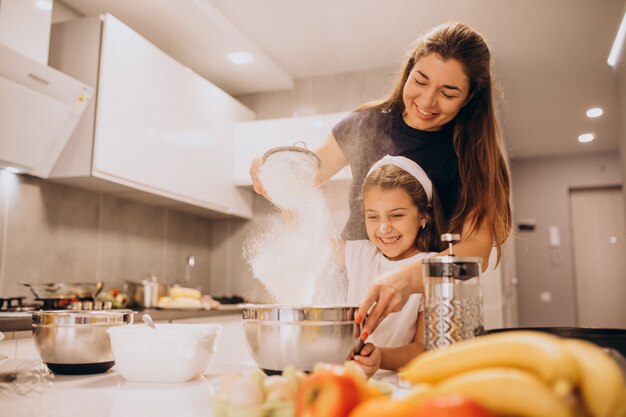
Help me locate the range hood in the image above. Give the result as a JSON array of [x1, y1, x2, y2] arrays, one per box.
[[0, 43, 93, 178]]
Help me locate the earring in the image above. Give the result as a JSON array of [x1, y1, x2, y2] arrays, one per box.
[[421, 223, 426, 230]]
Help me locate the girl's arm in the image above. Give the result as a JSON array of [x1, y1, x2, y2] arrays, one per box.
[[378, 309, 426, 371], [356, 218, 494, 337]]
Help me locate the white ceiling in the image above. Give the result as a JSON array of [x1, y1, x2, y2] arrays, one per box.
[[58, 0, 625, 160]]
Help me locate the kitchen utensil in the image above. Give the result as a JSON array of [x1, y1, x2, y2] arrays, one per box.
[[242, 304, 362, 374], [0, 359, 53, 396], [107, 323, 221, 382], [184, 254, 195, 285], [261, 141, 321, 169], [125, 276, 169, 309], [31, 309, 135, 375], [142, 313, 156, 329], [423, 233, 484, 350], [19, 281, 103, 300]]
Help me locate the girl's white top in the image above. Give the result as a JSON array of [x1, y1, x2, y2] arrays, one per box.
[[345, 240, 437, 347]]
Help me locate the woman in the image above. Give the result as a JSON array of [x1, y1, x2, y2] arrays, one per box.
[[251, 22, 511, 337]]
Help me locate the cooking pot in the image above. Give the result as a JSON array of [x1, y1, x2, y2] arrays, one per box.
[[242, 304, 362, 374], [19, 281, 103, 300], [481, 327, 626, 357], [32, 309, 135, 374], [125, 276, 168, 309]]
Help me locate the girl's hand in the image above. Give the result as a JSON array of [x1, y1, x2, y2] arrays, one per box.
[[352, 343, 381, 378]]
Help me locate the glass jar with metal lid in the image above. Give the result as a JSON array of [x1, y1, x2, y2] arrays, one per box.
[[422, 233, 484, 350]]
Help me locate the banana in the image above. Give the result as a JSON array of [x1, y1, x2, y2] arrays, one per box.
[[417, 367, 573, 417], [561, 339, 626, 417], [400, 330, 579, 391]]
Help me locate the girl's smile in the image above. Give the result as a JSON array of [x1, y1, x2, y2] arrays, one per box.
[[364, 187, 424, 261]]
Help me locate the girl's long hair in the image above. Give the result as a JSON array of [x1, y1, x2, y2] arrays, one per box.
[[361, 165, 446, 253], [359, 22, 511, 261]]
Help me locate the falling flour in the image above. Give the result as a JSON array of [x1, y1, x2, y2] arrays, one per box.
[[244, 150, 346, 305]]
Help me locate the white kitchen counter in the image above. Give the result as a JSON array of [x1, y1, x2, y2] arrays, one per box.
[[1, 313, 261, 417], [1, 360, 257, 417]]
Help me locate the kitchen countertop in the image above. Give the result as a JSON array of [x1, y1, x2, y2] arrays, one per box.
[[0, 358, 402, 417], [0, 305, 243, 333], [0, 359, 256, 417]]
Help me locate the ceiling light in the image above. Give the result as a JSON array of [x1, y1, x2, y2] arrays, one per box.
[[0, 166, 21, 174], [35, 0, 52, 11], [586, 107, 603, 118], [608, 8, 626, 67], [578, 133, 594, 143], [227, 52, 254, 65]]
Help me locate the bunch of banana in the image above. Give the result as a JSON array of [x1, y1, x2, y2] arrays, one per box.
[[398, 330, 626, 417]]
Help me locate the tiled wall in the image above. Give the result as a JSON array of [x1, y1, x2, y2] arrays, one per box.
[[0, 66, 395, 304], [0, 172, 232, 300]]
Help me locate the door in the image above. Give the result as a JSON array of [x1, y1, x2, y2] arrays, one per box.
[[569, 186, 626, 328]]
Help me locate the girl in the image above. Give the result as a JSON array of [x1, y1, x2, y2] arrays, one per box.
[[342, 155, 445, 377]]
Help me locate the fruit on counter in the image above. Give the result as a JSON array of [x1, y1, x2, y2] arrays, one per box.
[[169, 285, 202, 300], [210, 367, 304, 417], [561, 339, 626, 417], [412, 395, 495, 417], [296, 371, 364, 417], [403, 367, 573, 417], [347, 395, 419, 417], [158, 285, 220, 309], [387, 330, 626, 417], [157, 296, 203, 309], [400, 330, 579, 392], [210, 363, 391, 417]]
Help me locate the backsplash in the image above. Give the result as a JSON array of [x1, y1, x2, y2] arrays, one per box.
[[0, 172, 268, 302]]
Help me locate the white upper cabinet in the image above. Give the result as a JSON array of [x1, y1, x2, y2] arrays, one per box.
[[0, 0, 52, 64], [233, 112, 351, 186], [49, 14, 255, 218]]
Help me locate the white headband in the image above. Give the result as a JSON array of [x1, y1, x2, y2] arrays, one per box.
[[366, 155, 433, 203]]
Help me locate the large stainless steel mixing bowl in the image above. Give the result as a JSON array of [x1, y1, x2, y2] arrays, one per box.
[[242, 304, 362, 373], [32, 309, 135, 375]]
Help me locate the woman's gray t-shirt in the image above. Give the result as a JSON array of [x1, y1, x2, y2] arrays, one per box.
[[332, 107, 460, 240]]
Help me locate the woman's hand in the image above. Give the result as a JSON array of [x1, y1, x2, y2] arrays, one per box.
[[249, 157, 270, 199], [351, 343, 381, 378], [356, 262, 422, 338]]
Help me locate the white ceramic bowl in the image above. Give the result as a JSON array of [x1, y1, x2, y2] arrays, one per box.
[[107, 323, 221, 382]]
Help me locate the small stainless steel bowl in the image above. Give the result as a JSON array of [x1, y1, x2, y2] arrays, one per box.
[[32, 309, 135, 375], [242, 304, 361, 373]]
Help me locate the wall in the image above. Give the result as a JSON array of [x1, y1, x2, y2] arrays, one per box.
[[0, 171, 269, 301], [510, 153, 622, 326], [617, 30, 626, 229]]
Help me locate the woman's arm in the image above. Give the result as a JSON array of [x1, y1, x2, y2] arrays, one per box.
[[313, 132, 348, 186], [357, 218, 494, 337]]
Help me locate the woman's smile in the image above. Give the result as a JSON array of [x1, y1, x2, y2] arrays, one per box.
[[414, 104, 438, 120], [402, 53, 470, 131]]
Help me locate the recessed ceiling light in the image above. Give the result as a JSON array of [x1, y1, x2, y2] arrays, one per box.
[[35, 0, 52, 10], [227, 52, 254, 65], [586, 107, 604, 118], [608, 9, 626, 67], [578, 133, 594, 143], [0, 166, 21, 174]]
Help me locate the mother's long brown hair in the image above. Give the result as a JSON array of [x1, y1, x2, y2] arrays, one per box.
[[360, 22, 511, 261]]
